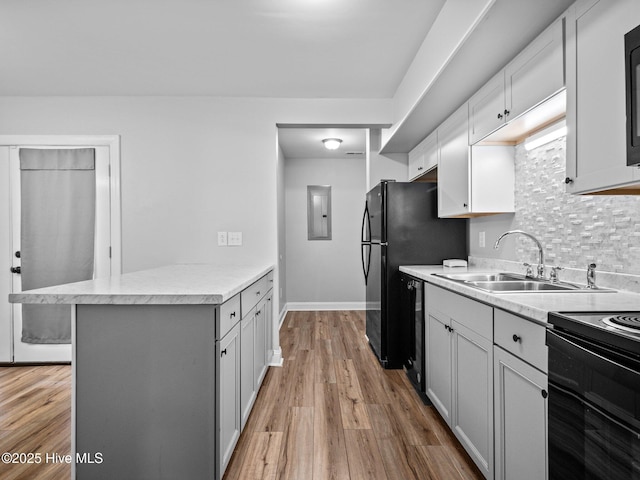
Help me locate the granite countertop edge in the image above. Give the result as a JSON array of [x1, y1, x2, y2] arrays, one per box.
[[9, 264, 274, 306], [400, 265, 640, 324]]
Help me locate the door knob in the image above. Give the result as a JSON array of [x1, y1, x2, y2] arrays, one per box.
[[10, 266, 21, 274]]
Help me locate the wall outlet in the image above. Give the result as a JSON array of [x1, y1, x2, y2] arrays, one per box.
[[217, 231, 228, 246], [479, 231, 486, 248], [228, 231, 243, 246]]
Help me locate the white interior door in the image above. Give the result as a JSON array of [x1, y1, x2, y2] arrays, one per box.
[[3, 142, 115, 363]]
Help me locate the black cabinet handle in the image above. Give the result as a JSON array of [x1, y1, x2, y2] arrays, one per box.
[[512, 334, 521, 343], [230, 312, 236, 318], [504, 109, 510, 117], [14, 251, 20, 258], [497, 113, 503, 119], [221, 348, 227, 357], [541, 389, 548, 399], [256, 310, 261, 316], [10, 266, 21, 274], [256, 291, 261, 296], [564, 177, 573, 184]]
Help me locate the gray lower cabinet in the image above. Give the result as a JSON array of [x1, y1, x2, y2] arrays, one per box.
[[493, 309, 548, 480], [218, 321, 241, 475], [426, 284, 493, 479], [494, 346, 548, 480], [425, 282, 549, 480], [240, 307, 257, 428]]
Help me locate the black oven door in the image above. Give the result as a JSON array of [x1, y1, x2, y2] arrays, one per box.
[[626, 24, 640, 166], [547, 329, 640, 480]]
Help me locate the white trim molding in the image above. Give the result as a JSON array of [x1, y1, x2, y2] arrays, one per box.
[[285, 302, 366, 311]]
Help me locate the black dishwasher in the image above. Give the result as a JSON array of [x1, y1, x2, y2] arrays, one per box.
[[401, 273, 430, 404]]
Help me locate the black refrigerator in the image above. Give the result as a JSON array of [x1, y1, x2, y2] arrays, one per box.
[[361, 181, 467, 369]]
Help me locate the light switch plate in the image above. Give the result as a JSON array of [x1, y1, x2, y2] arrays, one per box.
[[217, 232, 228, 246], [228, 231, 243, 246]]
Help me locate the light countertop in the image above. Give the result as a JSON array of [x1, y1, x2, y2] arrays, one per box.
[[400, 265, 640, 324], [8, 264, 274, 305]]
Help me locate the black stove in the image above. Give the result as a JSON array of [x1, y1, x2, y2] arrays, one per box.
[[548, 311, 640, 358], [546, 311, 640, 479]]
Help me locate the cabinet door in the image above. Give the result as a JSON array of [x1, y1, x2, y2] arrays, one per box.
[[240, 309, 256, 429], [265, 292, 273, 367], [408, 140, 426, 181], [426, 312, 452, 424], [494, 346, 548, 480], [469, 71, 506, 144], [218, 322, 241, 476], [452, 321, 493, 479], [566, 0, 640, 193], [254, 298, 267, 388], [438, 103, 471, 217], [505, 17, 564, 120], [409, 130, 438, 181]]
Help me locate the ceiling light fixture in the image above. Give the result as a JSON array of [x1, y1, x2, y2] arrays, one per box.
[[322, 138, 342, 150], [524, 120, 567, 151]]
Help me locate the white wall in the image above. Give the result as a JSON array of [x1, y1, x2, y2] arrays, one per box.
[[0, 96, 391, 319], [367, 129, 408, 191], [284, 156, 366, 308], [276, 143, 287, 317]]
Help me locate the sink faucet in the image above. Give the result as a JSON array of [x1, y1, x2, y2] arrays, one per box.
[[494, 230, 546, 279]]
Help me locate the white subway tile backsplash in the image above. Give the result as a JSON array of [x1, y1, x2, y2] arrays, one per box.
[[512, 137, 640, 274]]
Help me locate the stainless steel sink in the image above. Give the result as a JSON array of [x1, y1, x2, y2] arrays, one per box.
[[467, 280, 577, 292], [434, 272, 525, 282], [433, 272, 615, 293]]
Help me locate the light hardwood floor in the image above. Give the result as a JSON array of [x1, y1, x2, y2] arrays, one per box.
[[224, 311, 483, 480], [0, 364, 71, 480], [0, 311, 483, 480]]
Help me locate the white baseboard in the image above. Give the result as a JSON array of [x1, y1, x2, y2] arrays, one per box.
[[285, 302, 366, 311], [268, 347, 283, 367]]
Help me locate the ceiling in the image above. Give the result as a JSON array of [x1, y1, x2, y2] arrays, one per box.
[[0, 0, 445, 98], [278, 128, 366, 160]]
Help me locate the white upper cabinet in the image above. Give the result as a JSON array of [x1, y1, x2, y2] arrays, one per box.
[[438, 104, 471, 217], [565, 0, 640, 194], [438, 103, 515, 218], [505, 17, 565, 121], [469, 17, 565, 145], [469, 72, 506, 144], [408, 130, 438, 181]]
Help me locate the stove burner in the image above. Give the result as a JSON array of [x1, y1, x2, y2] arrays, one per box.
[[602, 315, 640, 333]]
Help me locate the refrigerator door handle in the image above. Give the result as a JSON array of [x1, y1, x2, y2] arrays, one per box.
[[361, 204, 371, 243], [361, 243, 371, 285]]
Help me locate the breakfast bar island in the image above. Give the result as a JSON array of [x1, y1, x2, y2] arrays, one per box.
[[9, 264, 276, 480]]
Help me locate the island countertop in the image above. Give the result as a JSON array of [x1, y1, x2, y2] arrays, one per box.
[[8, 264, 274, 305]]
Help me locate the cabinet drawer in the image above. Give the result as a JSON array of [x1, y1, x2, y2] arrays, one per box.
[[241, 274, 269, 317], [219, 294, 241, 339], [494, 309, 547, 373], [427, 284, 492, 339]]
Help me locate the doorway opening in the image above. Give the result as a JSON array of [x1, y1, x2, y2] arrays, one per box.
[[0, 135, 121, 364]]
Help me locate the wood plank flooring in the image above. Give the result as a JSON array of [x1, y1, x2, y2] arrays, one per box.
[[224, 311, 483, 480], [0, 311, 483, 480], [0, 364, 71, 480]]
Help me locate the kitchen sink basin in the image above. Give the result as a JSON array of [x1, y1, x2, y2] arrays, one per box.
[[433, 272, 615, 293], [467, 280, 577, 292], [434, 272, 525, 282]]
